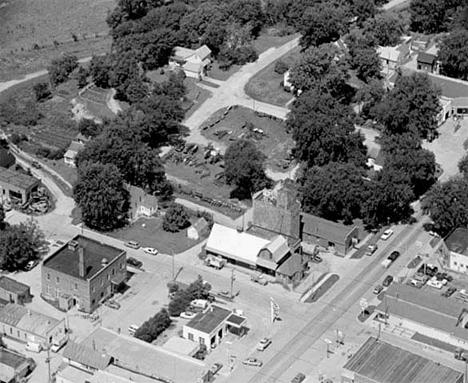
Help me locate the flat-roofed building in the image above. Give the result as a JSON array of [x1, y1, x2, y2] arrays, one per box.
[[183, 305, 246, 352], [342, 337, 464, 383], [0, 348, 34, 383], [0, 167, 40, 204], [0, 303, 67, 349], [42, 236, 127, 313]]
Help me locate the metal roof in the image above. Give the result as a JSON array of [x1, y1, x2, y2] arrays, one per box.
[[344, 337, 463, 383], [186, 305, 232, 334], [63, 341, 112, 370], [0, 167, 40, 190]]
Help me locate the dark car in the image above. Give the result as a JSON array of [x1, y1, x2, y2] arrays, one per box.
[[442, 287, 457, 297], [310, 254, 323, 263], [388, 251, 400, 262], [31, 161, 42, 169], [382, 275, 394, 287], [291, 373, 306, 383], [127, 257, 143, 268]]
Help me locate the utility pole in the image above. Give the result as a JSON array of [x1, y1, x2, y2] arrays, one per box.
[[46, 342, 51, 383], [230, 269, 235, 299]]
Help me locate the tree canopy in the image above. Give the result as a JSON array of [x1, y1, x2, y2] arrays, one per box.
[[224, 139, 271, 199], [73, 162, 129, 231], [162, 203, 190, 232], [286, 90, 367, 168], [438, 29, 468, 81], [374, 72, 441, 139], [48, 55, 78, 87], [410, 0, 449, 34], [350, 47, 381, 83], [363, 12, 404, 47]]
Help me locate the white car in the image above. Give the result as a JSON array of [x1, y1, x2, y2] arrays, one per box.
[[143, 247, 159, 256], [180, 312, 197, 319], [381, 229, 394, 241]]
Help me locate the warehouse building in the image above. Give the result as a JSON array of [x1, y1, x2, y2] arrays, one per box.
[[342, 337, 464, 383], [42, 236, 127, 313]]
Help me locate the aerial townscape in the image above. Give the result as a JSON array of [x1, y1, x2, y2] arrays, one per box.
[[2, 0, 468, 382]]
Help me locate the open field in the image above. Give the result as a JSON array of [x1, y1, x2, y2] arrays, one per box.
[[0, 0, 114, 79], [244, 46, 301, 107], [201, 106, 295, 171], [108, 217, 202, 254]]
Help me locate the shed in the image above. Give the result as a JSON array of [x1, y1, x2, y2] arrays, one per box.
[[0, 276, 31, 305], [187, 217, 209, 240], [417, 52, 437, 73]]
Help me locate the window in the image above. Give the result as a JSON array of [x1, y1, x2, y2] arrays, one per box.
[[199, 337, 205, 345], [74, 283, 78, 290], [112, 268, 115, 276], [56, 276, 60, 284], [46, 285, 51, 295], [120, 262, 124, 269], [92, 286, 95, 293], [188, 333, 194, 341], [107, 274, 110, 280], [47, 273, 50, 281]]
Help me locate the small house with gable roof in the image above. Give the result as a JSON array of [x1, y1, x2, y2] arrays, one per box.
[[169, 45, 212, 80]]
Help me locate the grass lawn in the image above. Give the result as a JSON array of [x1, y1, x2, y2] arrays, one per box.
[[201, 106, 295, 171], [108, 217, 202, 254], [183, 78, 212, 119], [252, 32, 299, 54], [41, 159, 78, 188], [244, 46, 301, 107], [208, 62, 240, 82]]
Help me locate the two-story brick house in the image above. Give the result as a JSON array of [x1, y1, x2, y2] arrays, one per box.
[[41, 236, 127, 313]]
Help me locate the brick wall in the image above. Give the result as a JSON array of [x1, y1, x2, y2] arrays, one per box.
[[253, 197, 300, 238]]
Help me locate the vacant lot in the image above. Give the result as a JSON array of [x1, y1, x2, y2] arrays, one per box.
[[201, 106, 295, 171], [108, 217, 202, 254], [244, 46, 301, 107], [0, 0, 114, 79]]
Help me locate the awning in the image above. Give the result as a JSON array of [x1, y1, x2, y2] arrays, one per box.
[[226, 314, 247, 329]]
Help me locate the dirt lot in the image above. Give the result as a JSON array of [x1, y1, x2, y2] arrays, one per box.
[[200, 106, 295, 171], [0, 0, 114, 79], [244, 46, 301, 107]]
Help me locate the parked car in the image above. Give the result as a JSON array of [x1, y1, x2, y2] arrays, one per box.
[[50, 340, 67, 353], [257, 337, 272, 351], [127, 257, 143, 268], [382, 275, 394, 287], [143, 247, 159, 255], [210, 363, 223, 375], [242, 358, 263, 367], [310, 254, 323, 263], [125, 240, 140, 249], [381, 229, 394, 241], [104, 300, 121, 310], [427, 278, 443, 289], [180, 312, 197, 319], [291, 373, 306, 383], [410, 279, 424, 289], [128, 324, 139, 336], [366, 244, 378, 256], [442, 287, 457, 297], [25, 260, 38, 271], [373, 285, 384, 294], [428, 230, 440, 237]]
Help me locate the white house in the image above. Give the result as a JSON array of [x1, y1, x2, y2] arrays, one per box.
[[169, 45, 211, 80], [440, 227, 468, 273], [126, 184, 158, 220], [187, 217, 209, 240], [377, 36, 412, 71]]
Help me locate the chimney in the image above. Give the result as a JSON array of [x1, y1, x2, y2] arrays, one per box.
[[78, 247, 85, 277]]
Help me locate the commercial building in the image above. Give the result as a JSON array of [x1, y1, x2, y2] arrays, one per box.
[[80, 327, 208, 383], [0, 303, 67, 349], [0, 276, 31, 305], [41, 236, 127, 313], [183, 305, 246, 352], [342, 337, 464, 383], [0, 167, 41, 204], [440, 227, 468, 274], [62, 341, 112, 373], [300, 213, 359, 256], [377, 36, 412, 71], [163, 336, 200, 357], [375, 284, 468, 347], [0, 348, 34, 383]]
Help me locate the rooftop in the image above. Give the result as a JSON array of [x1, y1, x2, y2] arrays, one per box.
[[63, 341, 112, 370], [261, 235, 290, 263], [0, 348, 27, 369], [277, 252, 305, 277], [43, 235, 125, 280], [0, 276, 30, 295], [0, 167, 40, 191], [445, 228, 468, 256], [343, 337, 464, 383], [81, 328, 206, 383], [186, 305, 232, 334], [417, 52, 437, 65], [206, 224, 269, 266], [191, 217, 209, 233], [300, 213, 356, 245], [93, 368, 161, 383], [376, 284, 468, 341], [0, 303, 61, 338]]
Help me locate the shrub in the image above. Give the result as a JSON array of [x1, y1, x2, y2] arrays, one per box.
[[274, 59, 289, 74], [10, 133, 28, 145], [162, 203, 190, 232], [134, 308, 172, 343], [33, 82, 52, 102], [48, 54, 78, 87]]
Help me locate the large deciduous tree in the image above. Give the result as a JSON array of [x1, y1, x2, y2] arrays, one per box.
[[48, 55, 78, 87], [351, 47, 381, 83], [374, 72, 441, 139], [422, 176, 468, 236], [298, 2, 348, 48], [73, 162, 129, 231], [286, 90, 367, 168], [224, 139, 271, 199], [410, 0, 447, 34], [162, 203, 190, 232], [363, 12, 404, 47], [354, 78, 385, 120], [300, 163, 366, 223], [438, 29, 468, 81]]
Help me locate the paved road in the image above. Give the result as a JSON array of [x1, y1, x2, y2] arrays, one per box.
[[383, 0, 410, 10], [234, 216, 431, 383]]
